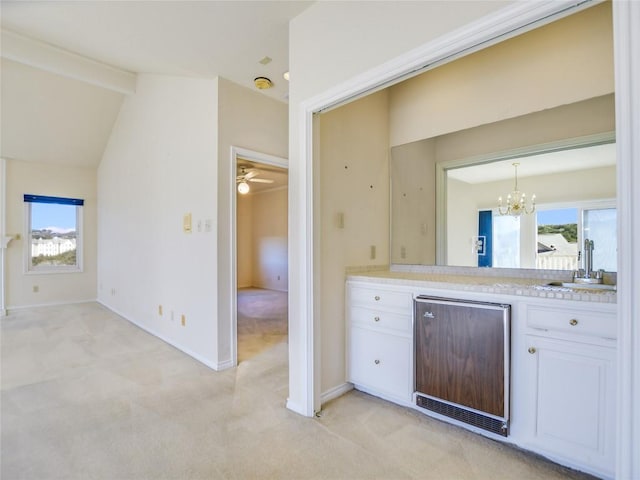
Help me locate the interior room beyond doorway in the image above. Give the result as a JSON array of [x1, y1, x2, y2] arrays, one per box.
[[235, 155, 288, 363]]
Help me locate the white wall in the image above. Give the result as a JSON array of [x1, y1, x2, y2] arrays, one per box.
[[388, 2, 614, 146], [319, 89, 390, 394], [4, 160, 97, 307], [216, 78, 288, 366], [251, 187, 288, 292], [98, 74, 219, 367], [98, 75, 287, 370]]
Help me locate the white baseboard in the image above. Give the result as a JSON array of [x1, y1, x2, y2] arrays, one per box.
[[97, 301, 223, 371], [321, 382, 353, 405], [6, 298, 97, 311]]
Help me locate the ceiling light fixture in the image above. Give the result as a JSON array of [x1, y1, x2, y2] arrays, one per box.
[[237, 181, 250, 195], [497, 162, 536, 216], [283, 71, 290, 81], [254, 76, 273, 89]]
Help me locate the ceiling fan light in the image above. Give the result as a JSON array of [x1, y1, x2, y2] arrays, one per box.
[[237, 181, 250, 194]]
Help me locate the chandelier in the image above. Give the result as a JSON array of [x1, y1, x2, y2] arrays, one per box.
[[497, 162, 536, 216]]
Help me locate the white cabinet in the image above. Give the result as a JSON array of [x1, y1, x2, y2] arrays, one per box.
[[520, 302, 616, 478], [344, 279, 617, 479], [346, 283, 413, 404]]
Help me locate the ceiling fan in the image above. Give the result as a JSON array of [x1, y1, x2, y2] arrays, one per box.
[[236, 167, 274, 194]]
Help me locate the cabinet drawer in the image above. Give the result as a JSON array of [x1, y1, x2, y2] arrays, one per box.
[[526, 305, 616, 340], [350, 306, 411, 334], [349, 286, 412, 311], [348, 327, 412, 400]]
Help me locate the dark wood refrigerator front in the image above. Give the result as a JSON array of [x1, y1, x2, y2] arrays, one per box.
[[414, 297, 509, 418]]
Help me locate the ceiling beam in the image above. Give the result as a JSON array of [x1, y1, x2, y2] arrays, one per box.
[[1, 29, 136, 94]]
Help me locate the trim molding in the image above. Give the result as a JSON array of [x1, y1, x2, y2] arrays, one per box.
[[229, 146, 288, 370], [612, 1, 640, 477], [321, 383, 353, 405], [6, 298, 96, 311]]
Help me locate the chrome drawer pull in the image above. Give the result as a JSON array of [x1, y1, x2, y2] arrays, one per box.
[[570, 318, 579, 326], [374, 295, 380, 301], [374, 316, 380, 322], [374, 359, 380, 365], [528, 347, 536, 354]]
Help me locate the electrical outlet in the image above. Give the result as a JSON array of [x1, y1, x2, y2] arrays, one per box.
[[111, 288, 116, 296], [158, 305, 163, 316], [370, 245, 376, 260], [181, 314, 186, 326], [171, 311, 174, 322]]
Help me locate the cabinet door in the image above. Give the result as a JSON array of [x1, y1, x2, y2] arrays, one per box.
[[525, 336, 616, 476], [348, 326, 412, 402]]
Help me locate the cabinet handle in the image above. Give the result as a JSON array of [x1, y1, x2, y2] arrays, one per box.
[[569, 318, 578, 326], [374, 316, 380, 322], [528, 347, 536, 354], [374, 359, 381, 365], [374, 295, 380, 301]]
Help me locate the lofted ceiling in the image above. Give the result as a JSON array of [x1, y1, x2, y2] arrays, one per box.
[[0, 1, 312, 102], [0, 1, 313, 167]]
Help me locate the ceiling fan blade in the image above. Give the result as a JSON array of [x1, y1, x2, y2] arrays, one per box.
[[243, 170, 258, 180], [249, 178, 274, 184]]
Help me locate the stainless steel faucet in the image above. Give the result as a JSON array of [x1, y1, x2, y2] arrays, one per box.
[[574, 238, 603, 284]]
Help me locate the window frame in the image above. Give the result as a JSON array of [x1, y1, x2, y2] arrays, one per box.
[[24, 195, 84, 274]]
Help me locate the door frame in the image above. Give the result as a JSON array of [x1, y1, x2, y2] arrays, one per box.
[[230, 146, 288, 367]]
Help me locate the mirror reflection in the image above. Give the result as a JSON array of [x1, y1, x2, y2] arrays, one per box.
[[389, 98, 617, 272], [444, 141, 616, 271]]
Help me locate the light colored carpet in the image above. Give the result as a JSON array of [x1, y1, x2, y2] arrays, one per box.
[[237, 288, 288, 363], [1, 302, 594, 480]]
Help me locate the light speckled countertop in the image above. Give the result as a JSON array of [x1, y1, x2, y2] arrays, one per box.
[[346, 267, 617, 304]]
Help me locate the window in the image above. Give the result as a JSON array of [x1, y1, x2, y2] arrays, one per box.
[[24, 195, 83, 273], [535, 203, 616, 272]]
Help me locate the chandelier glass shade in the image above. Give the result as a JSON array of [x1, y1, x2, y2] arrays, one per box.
[[497, 162, 536, 216]]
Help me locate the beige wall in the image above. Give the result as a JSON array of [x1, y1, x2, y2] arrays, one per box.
[[237, 188, 288, 291], [237, 194, 253, 288], [251, 187, 288, 292], [319, 89, 390, 393], [5, 160, 97, 307], [390, 138, 436, 264], [389, 2, 614, 146]]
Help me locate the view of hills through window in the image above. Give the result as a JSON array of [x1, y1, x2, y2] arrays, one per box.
[[536, 208, 578, 270], [30, 203, 77, 267]]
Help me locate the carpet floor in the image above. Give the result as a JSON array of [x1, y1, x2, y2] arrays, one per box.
[[1, 302, 594, 480], [237, 288, 288, 363]]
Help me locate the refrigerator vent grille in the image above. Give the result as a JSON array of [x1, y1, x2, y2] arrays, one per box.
[[416, 395, 508, 437]]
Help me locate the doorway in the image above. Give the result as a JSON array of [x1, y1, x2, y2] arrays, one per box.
[[231, 147, 288, 365]]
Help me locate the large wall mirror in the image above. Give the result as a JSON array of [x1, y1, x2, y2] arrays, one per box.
[[390, 97, 617, 272]]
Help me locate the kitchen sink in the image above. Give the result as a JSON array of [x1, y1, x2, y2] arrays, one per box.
[[546, 281, 617, 291]]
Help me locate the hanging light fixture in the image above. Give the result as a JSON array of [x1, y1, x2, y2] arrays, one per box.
[[497, 162, 536, 216], [237, 181, 250, 195]]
